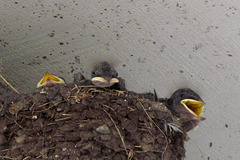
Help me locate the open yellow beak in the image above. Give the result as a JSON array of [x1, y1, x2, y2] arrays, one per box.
[[181, 99, 204, 117], [37, 72, 65, 88]]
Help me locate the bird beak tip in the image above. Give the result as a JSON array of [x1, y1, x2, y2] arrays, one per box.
[[110, 78, 119, 84], [91, 77, 108, 83]]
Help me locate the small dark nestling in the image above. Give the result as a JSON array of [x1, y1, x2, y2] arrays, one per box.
[[166, 88, 205, 132], [91, 62, 125, 89]]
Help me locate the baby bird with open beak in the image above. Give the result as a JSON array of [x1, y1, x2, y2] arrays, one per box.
[[37, 72, 65, 88], [91, 62, 125, 89], [166, 88, 205, 132]]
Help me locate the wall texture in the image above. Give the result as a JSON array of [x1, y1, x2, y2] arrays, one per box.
[[1, 0, 240, 159]]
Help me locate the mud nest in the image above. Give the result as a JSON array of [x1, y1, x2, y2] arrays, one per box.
[[0, 80, 187, 160]]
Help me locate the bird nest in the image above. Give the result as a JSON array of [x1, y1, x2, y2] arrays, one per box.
[[0, 81, 187, 160]]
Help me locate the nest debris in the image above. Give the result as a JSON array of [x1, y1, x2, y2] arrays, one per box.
[[0, 80, 187, 160]]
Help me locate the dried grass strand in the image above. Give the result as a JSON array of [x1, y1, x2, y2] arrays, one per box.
[[0, 74, 19, 94], [102, 108, 129, 158]]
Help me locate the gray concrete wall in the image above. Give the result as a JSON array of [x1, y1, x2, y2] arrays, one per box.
[[1, 0, 240, 159]]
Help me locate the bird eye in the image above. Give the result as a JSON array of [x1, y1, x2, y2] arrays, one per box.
[[180, 93, 184, 98], [92, 71, 95, 75], [111, 71, 118, 77]]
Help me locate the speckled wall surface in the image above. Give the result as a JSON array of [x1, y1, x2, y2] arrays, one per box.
[[1, 0, 240, 159]]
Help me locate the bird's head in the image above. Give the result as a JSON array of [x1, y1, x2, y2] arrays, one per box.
[[91, 62, 120, 88], [167, 88, 205, 132]]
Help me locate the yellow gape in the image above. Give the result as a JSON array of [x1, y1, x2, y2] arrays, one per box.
[[181, 99, 204, 117], [37, 72, 65, 88]]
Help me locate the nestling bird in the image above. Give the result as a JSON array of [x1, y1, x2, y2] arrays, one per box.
[[37, 72, 65, 88], [91, 62, 125, 89], [165, 88, 205, 132]]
